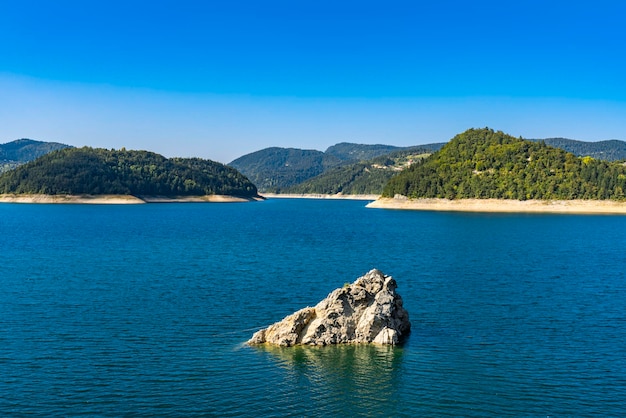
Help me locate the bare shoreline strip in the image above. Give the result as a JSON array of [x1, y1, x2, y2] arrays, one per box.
[[261, 193, 379, 201], [366, 197, 626, 214], [0, 194, 261, 204]]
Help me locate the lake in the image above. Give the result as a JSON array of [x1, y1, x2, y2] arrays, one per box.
[[1, 198, 625, 416]]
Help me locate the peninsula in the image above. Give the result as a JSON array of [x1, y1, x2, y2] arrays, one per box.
[[368, 128, 626, 214], [0, 147, 260, 203]]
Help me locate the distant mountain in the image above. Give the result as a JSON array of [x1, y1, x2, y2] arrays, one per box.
[[0, 147, 258, 197], [383, 128, 626, 200], [325, 143, 403, 161], [325, 142, 444, 162], [229, 147, 344, 192], [414, 142, 446, 153], [0, 138, 71, 172], [530, 138, 626, 162], [286, 147, 433, 195], [229, 142, 444, 193]]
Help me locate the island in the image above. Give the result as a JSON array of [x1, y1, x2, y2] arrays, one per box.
[[368, 128, 626, 214], [0, 147, 261, 203], [247, 269, 411, 346]]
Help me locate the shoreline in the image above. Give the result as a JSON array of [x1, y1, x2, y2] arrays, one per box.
[[261, 193, 379, 201], [366, 197, 626, 214], [0, 194, 262, 204]]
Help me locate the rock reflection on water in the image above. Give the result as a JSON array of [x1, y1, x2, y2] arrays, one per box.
[[252, 344, 405, 415]]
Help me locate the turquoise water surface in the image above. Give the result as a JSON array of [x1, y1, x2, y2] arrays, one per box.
[[1, 198, 626, 416]]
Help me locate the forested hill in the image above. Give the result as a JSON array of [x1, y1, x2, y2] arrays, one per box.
[[382, 128, 626, 200], [228, 147, 343, 192], [1, 138, 71, 172], [0, 147, 259, 197]]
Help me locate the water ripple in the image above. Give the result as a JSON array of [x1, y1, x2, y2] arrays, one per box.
[[1, 201, 626, 416]]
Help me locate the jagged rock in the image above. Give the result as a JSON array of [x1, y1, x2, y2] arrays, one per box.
[[247, 269, 411, 346]]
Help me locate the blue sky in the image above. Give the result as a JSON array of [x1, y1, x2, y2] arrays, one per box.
[[1, 0, 625, 163]]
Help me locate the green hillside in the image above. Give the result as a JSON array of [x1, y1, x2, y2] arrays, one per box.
[[286, 148, 432, 195], [229, 142, 444, 193], [1, 138, 71, 172], [382, 128, 626, 200], [228, 147, 343, 192], [0, 147, 258, 197]]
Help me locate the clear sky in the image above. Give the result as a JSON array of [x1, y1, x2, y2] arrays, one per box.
[[1, 0, 625, 163]]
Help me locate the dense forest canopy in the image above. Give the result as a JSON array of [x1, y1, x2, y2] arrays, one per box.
[[229, 147, 343, 192], [0, 147, 258, 197], [382, 128, 626, 200]]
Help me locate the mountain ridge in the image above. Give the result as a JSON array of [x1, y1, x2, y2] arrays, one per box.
[[1, 138, 71, 172], [229, 142, 444, 192], [530, 137, 626, 161]]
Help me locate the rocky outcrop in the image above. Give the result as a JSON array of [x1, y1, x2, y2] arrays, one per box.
[[247, 269, 410, 346]]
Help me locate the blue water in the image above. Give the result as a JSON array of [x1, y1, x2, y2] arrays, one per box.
[[1, 198, 626, 416]]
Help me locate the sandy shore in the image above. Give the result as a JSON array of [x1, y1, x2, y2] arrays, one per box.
[[0, 194, 262, 204], [261, 193, 379, 201], [140, 195, 263, 203], [366, 197, 626, 214]]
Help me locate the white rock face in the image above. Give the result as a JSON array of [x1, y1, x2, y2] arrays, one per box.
[[247, 269, 411, 346]]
